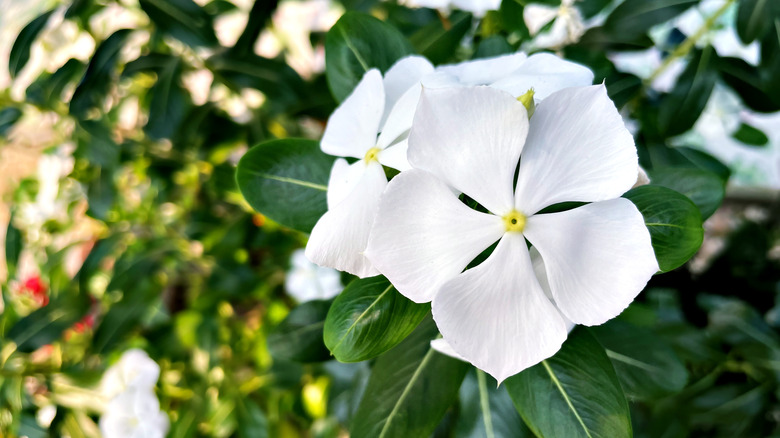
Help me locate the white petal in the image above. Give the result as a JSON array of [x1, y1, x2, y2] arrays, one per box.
[[530, 247, 576, 333], [306, 161, 387, 278], [530, 16, 571, 49], [523, 198, 658, 326], [433, 233, 568, 383], [449, 0, 501, 17], [382, 55, 434, 126], [376, 83, 421, 151], [377, 140, 411, 171], [523, 4, 558, 35], [514, 85, 637, 214], [320, 69, 384, 158], [489, 53, 594, 100], [325, 158, 357, 209], [436, 52, 528, 86], [408, 86, 528, 216], [430, 338, 468, 362], [365, 170, 505, 303]]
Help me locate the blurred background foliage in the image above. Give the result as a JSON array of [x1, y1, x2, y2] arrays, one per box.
[[0, 0, 778, 436]]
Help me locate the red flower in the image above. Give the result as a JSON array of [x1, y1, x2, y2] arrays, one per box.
[[20, 276, 49, 306]]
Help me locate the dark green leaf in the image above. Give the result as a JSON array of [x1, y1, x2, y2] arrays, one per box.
[[8, 292, 90, 352], [144, 56, 192, 139], [732, 122, 769, 146], [325, 12, 414, 102], [5, 215, 23, 278], [70, 29, 133, 119], [0, 107, 23, 138], [324, 276, 429, 362], [658, 48, 717, 137], [122, 53, 177, 77], [75, 120, 120, 167], [207, 52, 304, 109], [409, 11, 472, 65], [236, 399, 269, 438], [603, 0, 697, 39], [623, 184, 703, 272], [26, 59, 86, 107], [139, 0, 218, 48], [86, 168, 116, 220], [455, 370, 532, 438], [267, 299, 332, 362], [8, 9, 55, 78], [505, 328, 631, 438], [590, 320, 688, 401], [575, 26, 654, 51], [232, 0, 278, 55], [236, 138, 335, 233], [351, 317, 468, 438], [605, 72, 642, 109], [736, 0, 778, 43], [647, 167, 725, 219], [473, 35, 513, 59], [718, 56, 780, 112]]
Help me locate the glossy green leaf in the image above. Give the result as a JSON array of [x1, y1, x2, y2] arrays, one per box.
[[505, 328, 631, 438], [139, 0, 218, 48], [207, 52, 304, 109], [590, 320, 688, 401], [603, 0, 697, 39], [658, 48, 717, 137], [351, 317, 468, 438], [324, 276, 430, 362], [325, 12, 414, 102], [70, 29, 133, 119], [8, 9, 55, 78], [732, 122, 769, 146], [605, 72, 642, 109], [455, 370, 532, 438], [717, 56, 780, 113], [409, 11, 472, 65], [8, 292, 91, 353], [473, 35, 513, 59], [144, 56, 192, 139], [624, 184, 703, 272], [26, 59, 85, 107], [267, 299, 333, 363], [236, 399, 269, 438], [0, 107, 23, 138], [647, 167, 725, 219], [5, 215, 22, 278], [736, 0, 778, 43], [236, 139, 335, 233]]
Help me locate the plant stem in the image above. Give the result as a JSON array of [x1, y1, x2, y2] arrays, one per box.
[[476, 369, 495, 438]]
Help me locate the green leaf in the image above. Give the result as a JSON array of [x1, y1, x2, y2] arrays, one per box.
[[717, 56, 780, 113], [473, 35, 513, 59], [736, 0, 778, 44], [623, 185, 703, 272], [70, 29, 133, 119], [351, 317, 468, 438], [505, 328, 631, 438], [232, 0, 278, 55], [26, 59, 86, 107], [325, 12, 414, 102], [236, 138, 335, 233], [8, 9, 55, 78], [139, 0, 218, 48], [8, 292, 91, 352], [5, 215, 23, 278], [603, 0, 697, 39], [658, 48, 717, 137], [605, 72, 642, 109], [409, 11, 472, 65], [144, 56, 192, 139], [267, 299, 333, 363], [0, 107, 23, 138], [455, 370, 532, 438], [324, 276, 430, 362], [590, 320, 688, 401], [647, 167, 725, 219], [732, 122, 769, 146], [236, 399, 269, 438]]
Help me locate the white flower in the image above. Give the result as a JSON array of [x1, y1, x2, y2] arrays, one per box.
[[523, 0, 585, 49], [400, 0, 500, 17], [100, 348, 161, 400], [365, 85, 658, 382], [99, 385, 169, 438], [674, 0, 759, 65], [286, 249, 343, 302], [305, 55, 434, 277]]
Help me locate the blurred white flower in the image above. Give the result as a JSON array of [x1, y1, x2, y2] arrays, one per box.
[[18, 147, 75, 232], [674, 0, 759, 65], [285, 249, 342, 302], [305, 55, 433, 277], [609, 48, 686, 93], [366, 85, 657, 382], [523, 0, 585, 49], [88, 1, 148, 41], [100, 348, 160, 400], [400, 0, 500, 17], [99, 385, 169, 438]]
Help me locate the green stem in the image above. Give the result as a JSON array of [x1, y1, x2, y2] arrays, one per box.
[[647, 0, 735, 83], [476, 369, 495, 438]]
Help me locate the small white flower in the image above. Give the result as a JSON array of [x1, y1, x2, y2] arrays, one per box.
[[305, 55, 434, 277], [286, 249, 343, 302], [100, 348, 161, 400], [523, 0, 585, 49], [400, 0, 500, 17], [99, 385, 169, 438], [674, 0, 759, 65], [366, 85, 658, 382]]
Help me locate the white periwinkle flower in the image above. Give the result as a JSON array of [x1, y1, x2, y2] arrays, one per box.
[[99, 386, 170, 438], [523, 0, 585, 49], [400, 0, 500, 17], [305, 55, 434, 277], [365, 85, 658, 383], [286, 249, 343, 302], [100, 348, 161, 400]]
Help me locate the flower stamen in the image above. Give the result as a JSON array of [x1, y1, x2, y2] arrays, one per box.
[[364, 147, 381, 163], [503, 210, 526, 233]]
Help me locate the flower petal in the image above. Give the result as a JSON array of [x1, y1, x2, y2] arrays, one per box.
[[523, 4, 558, 35], [408, 86, 528, 215], [530, 247, 576, 332], [326, 158, 357, 209], [449, 0, 501, 17], [433, 233, 568, 383], [376, 83, 421, 151], [436, 52, 528, 86], [306, 161, 387, 278], [382, 55, 434, 126], [430, 338, 468, 362], [377, 140, 411, 171], [514, 85, 637, 214], [489, 53, 594, 100], [320, 69, 384, 158], [524, 198, 658, 326], [365, 169, 504, 303]]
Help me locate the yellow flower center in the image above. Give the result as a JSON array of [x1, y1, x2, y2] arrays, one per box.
[[503, 210, 526, 233], [364, 147, 381, 163], [516, 88, 536, 118]]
